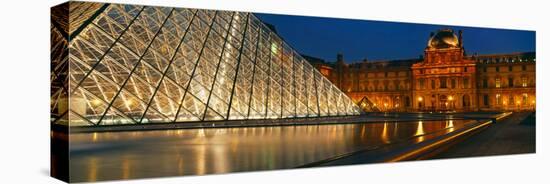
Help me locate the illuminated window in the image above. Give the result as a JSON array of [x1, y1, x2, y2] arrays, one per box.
[[451, 79, 456, 88], [463, 78, 469, 88], [440, 77, 447, 88], [522, 77, 527, 87], [496, 94, 501, 105], [495, 78, 501, 88], [522, 93, 528, 105]]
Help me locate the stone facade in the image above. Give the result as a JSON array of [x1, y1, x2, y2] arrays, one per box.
[[309, 29, 535, 112]]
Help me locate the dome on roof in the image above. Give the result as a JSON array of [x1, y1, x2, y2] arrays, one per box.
[[428, 29, 459, 49]]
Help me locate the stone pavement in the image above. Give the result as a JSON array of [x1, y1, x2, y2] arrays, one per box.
[[434, 112, 536, 159]]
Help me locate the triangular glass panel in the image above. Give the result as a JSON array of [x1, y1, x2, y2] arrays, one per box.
[[58, 3, 362, 127]]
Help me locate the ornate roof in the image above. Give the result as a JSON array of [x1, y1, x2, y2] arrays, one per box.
[[427, 29, 459, 49]]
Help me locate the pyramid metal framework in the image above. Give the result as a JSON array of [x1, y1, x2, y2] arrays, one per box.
[[51, 2, 362, 126]]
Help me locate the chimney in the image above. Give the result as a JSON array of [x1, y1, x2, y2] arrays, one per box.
[[337, 53, 344, 64], [459, 30, 463, 48]]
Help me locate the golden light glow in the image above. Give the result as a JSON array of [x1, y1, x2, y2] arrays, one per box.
[[122, 156, 131, 179], [124, 99, 133, 106], [91, 99, 101, 106], [88, 157, 98, 181], [447, 120, 454, 128], [92, 132, 98, 142], [445, 120, 455, 133], [448, 96, 453, 101], [381, 123, 389, 143], [417, 97, 423, 102], [415, 121, 425, 136], [415, 121, 425, 143], [271, 43, 278, 54]]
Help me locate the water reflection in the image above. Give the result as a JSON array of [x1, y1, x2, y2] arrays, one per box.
[[446, 120, 455, 133], [122, 155, 130, 179], [415, 121, 425, 136], [69, 120, 475, 182], [87, 157, 97, 182], [381, 123, 389, 143]]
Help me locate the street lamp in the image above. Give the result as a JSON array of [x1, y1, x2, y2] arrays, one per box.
[[417, 97, 423, 111], [447, 96, 454, 110]]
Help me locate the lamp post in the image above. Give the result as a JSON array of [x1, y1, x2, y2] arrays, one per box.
[[417, 96, 423, 111], [447, 95, 454, 110]]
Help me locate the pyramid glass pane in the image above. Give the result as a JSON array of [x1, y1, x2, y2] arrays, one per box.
[[51, 2, 362, 126]]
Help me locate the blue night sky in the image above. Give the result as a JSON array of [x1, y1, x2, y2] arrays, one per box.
[[255, 13, 536, 63]]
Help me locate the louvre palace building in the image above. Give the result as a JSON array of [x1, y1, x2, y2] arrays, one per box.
[[309, 29, 536, 112]]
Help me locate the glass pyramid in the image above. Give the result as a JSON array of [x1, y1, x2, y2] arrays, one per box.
[[51, 2, 362, 126]]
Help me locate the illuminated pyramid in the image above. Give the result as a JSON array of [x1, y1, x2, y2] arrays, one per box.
[[51, 2, 362, 126]]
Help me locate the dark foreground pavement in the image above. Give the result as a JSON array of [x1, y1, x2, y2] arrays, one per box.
[[434, 112, 536, 159]]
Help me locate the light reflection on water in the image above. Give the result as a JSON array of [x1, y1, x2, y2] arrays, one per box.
[[69, 120, 475, 182], [415, 121, 425, 142]]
